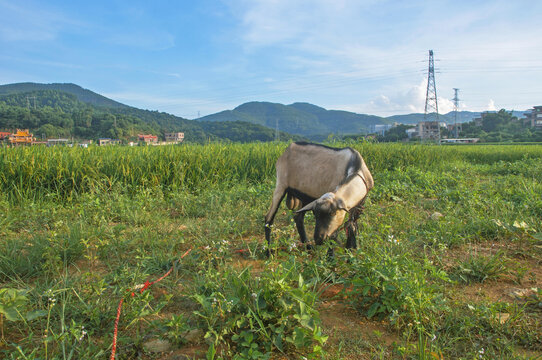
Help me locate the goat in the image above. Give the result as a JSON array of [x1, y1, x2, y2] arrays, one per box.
[[264, 141, 373, 253]]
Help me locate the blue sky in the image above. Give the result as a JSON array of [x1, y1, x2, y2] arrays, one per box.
[[1, 0, 541, 119]]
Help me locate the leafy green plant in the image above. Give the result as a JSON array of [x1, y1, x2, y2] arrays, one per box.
[[192, 258, 327, 358], [451, 250, 508, 284], [157, 314, 190, 346], [0, 288, 46, 341], [343, 247, 446, 325]]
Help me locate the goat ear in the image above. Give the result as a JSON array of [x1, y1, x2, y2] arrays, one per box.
[[296, 200, 317, 213], [336, 198, 348, 212]]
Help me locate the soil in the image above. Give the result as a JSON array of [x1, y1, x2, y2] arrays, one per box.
[[318, 284, 399, 359]]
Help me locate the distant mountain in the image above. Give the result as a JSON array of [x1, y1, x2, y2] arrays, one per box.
[[197, 101, 387, 136], [0, 83, 300, 143], [1, 82, 528, 141], [0, 82, 128, 108], [388, 110, 526, 125], [198, 101, 529, 138]]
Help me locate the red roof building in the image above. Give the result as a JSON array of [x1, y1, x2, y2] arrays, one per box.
[[138, 134, 158, 144]]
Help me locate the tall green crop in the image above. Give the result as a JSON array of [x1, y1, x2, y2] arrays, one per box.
[[1, 142, 541, 201]]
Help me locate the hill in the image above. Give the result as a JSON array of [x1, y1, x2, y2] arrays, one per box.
[[0, 82, 128, 108], [197, 101, 387, 136], [1, 82, 529, 142], [197, 101, 518, 137], [387, 110, 526, 125], [0, 83, 300, 143]]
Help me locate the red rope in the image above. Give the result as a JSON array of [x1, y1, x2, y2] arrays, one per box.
[[109, 298, 124, 360], [109, 248, 192, 360]]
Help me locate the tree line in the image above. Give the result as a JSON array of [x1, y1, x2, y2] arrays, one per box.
[[375, 109, 542, 143], [0, 90, 299, 143]]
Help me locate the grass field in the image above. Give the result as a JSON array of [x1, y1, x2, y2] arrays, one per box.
[[0, 142, 541, 359]]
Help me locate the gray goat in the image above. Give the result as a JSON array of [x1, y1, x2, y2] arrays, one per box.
[[264, 141, 373, 252]]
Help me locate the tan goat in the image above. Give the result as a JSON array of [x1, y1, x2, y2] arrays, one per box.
[[264, 141, 373, 253]]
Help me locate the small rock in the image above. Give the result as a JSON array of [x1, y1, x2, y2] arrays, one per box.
[[507, 288, 536, 300], [170, 355, 192, 360], [184, 329, 204, 344], [143, 339, 172, 353], [495, 313, 510, 324], [430, 212, 443, 220]]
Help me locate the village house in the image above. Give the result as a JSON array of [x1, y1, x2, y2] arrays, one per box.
[[98, 138, 121, 146], [138, 134, 158, 145], [47, 138, 70, 146], [164, 132, 184, 143], [522, 106, 542, 129], [417, 121, 441, 140], [447, 123, 462, 136]]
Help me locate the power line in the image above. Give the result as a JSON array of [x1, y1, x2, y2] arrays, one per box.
[[154, 69, 424, 111]]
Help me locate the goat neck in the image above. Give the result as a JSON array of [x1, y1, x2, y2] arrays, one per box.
[[334, 172, 369, 210]]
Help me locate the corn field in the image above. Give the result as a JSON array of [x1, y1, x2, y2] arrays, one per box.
[[1, 142, 542, 201]]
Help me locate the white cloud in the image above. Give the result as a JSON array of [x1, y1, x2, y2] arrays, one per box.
[[360, 80, 427, 115], [331, 78, 457, 116], [486, 99, 497, 111], [221, 0, 542, 115]]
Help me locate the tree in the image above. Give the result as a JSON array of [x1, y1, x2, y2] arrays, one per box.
[[37, 124, 61, 138], [376, 124, 414, 142], [481, 109, 515, 132]]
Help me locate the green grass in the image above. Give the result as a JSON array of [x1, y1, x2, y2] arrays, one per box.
[[0, 142, 541, 359]]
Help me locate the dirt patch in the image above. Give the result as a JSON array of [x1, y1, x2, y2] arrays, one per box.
[[230, 257, 265, 276], [440, 239, 541, 304], [165, 344, 207, 359], [69, 258, 108, 277], [319, 297, 398, 348], [515, 347, 542, 360], [454, 280, 514, 303]]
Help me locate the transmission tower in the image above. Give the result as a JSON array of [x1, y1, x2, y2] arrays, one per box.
[[424, 50, 440, 143], [424, 50, 439, 118], [26, 96, 37, 109], [453, 88, 460, 138]]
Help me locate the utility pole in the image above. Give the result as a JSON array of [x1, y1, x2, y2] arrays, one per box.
[[453, 88, 460, 138], [424, 50, 440, 144], [274, 118, 279, 142], [424, 50, 439, 117], [26, 96, 37, 109]]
